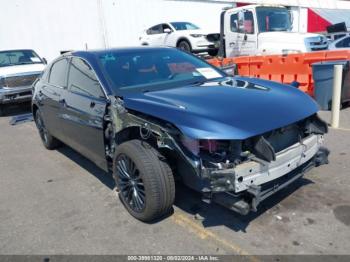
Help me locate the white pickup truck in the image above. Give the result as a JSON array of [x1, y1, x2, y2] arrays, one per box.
[[0, 49, 46, 115], [220, 5, 329, 57]]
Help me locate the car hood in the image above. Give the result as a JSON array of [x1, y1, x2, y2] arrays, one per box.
[[0, 63, 45, 77], [258, 32, 322, 44], [122, 77, 319, 140]]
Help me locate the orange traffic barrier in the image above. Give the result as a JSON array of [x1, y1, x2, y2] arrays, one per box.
[[208, 50, 350, 96]]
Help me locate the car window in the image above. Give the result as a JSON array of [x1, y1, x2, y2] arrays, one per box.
[[335, 37, 350, 48], [147, 25, 162, 35], [231, 11, 254, 34], [256, 7, 292, 32], [0, 50, 43, 67], [99, 49, 225, 94], [48, 58, 69, 87], [170, 22, 199, 31], [67, 57, 104, 98], [334, 34, 346, 40], [243, 11, 255, 34], [230, 13, 239, 32]]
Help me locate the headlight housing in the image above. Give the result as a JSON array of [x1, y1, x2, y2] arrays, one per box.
[[190, 34, 205, 38]]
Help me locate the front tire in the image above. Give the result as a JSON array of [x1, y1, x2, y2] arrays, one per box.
[[0, 105, 3, 116], [177, 40, 192, 53], [34, 109, 61, 150], [113, 140, 175, 222]]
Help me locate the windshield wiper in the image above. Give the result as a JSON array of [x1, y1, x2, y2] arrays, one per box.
[[190, 80, 207, 86]]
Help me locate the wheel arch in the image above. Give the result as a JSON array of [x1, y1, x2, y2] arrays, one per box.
[[32, 103, 39, 118], [176, 37, 192, 48]]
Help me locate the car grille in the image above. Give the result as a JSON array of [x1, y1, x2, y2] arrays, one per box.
[[3, 73, 40, 88], [263, 123, 301, 153], [206, 33, 220, 42]]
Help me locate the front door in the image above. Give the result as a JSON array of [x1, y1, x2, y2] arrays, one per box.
[[225, 9, 258, 57], [144, 24, 165, 46], [60, 57, 108, 171]]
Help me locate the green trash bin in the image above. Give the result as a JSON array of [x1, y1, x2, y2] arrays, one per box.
[[312, 60, 350, 110]]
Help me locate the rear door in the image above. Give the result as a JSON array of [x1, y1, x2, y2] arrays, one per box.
[[40, 58, 69, 140], [60, 57, 108, 171]]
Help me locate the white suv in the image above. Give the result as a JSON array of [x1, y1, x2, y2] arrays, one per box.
[[139, 22, 219, 56]]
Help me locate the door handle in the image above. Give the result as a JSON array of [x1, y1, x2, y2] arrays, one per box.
[[229, 42, 235, 47]]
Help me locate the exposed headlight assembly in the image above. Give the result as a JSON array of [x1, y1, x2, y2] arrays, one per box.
[[190, 34, 205, 38]]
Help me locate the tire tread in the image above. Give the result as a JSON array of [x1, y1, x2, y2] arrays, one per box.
[[114, 140, 175, 221]]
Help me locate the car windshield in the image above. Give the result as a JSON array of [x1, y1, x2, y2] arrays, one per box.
[[256, 7, 292, 32], [0, 50, 43, 67], [98, 48, 225, 94], [170, 22, 200, 31]]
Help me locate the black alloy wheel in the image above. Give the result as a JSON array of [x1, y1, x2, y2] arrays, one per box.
[[35, 110, 49, 144], [34, 109, 61, 149], [113, 140, 175, 222], [116, 154, 146, 212]]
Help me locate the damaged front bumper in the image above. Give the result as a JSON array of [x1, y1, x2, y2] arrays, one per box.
[[201, 135, 329, 215]]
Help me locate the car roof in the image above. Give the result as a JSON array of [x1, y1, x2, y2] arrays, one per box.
[[330, 35, 350, 47], [334, 35, 350, 43], [69, 46, 173, 59], [0, 49, 35, 53], [169, 21, 193, 24]]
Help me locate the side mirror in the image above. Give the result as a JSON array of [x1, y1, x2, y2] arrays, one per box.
[[42, 58, 47, 65], [164, 28, 172, 34]]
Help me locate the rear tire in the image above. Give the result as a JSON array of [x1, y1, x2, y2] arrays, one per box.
[[177, 40, 192, 53], [34, 109, 61, 150], [113, 140, 175, 222], [0, 105, 3, 116]]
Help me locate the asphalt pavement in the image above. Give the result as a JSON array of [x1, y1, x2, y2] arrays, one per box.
[[0, 104, 349, 255]]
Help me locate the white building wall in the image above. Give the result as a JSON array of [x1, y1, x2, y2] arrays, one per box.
[[0, 0, 230, 61], [0, 0, 105, 61], [101, 0, 231, 48]]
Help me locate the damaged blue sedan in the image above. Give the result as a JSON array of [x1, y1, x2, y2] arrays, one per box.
[[32, 47, 329, 221]]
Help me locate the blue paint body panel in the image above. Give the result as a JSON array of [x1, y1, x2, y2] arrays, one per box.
[[123, 77, 319, 139], [72, 48, 319, 140]]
